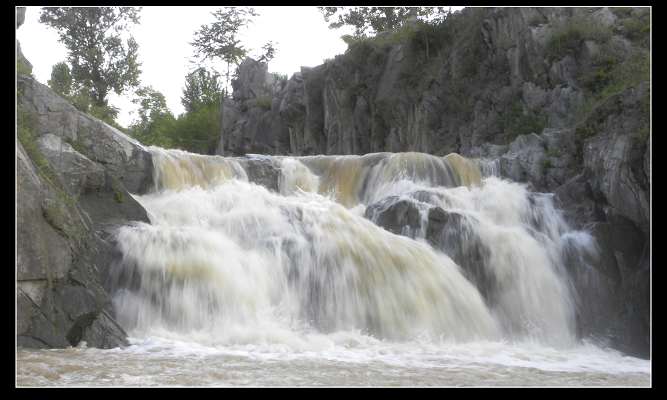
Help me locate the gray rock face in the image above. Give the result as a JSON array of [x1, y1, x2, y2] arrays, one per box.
[[17, 75, 154, 350], [232, 57, 274, 101], [222, 58, 290, 156], [17, 143, 73, 284], [17, 142, 131, 349], [217, 8, 622, 160], [17, 6, 25, 27], [18, 76, 154, 194], [582, 82, 650, 235], [36, 134, 106, 197], [498, 133, 547, 187]]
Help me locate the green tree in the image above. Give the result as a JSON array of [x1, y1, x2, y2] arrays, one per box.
[[47, 61, 72, 98], [129, 86, 175, 146], [181, 67, 222, 113], [170, 103, 221, 154], [132, 86, 172, 126], [191, 7, 258, 94], [190, 7, 260, 156], [46, 61, 120, 127], [39, 7, 142, 108], [319, 6, 449, 37]]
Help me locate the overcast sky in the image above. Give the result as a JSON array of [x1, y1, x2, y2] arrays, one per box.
[[17, 6, 360, 126]]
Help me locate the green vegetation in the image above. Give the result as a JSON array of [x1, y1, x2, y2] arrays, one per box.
[[111, 179, 125, 203], [622, 16, 650, 45], [18, 106, 62, 195], [576, 47, 649, 124], [47, 62, 123, 128], [320, 6, 452, 37], [255, 95, 273, 110], [191, 7, 258, 93], [272, 72, 288, 82], [575, 123, 596, 140], [499, 101, 547, 143], [546, 147, 561, 158], [39, 7, 142, 107], [327, 7, 489, 138], [17, 59, 33, 76], [610, 7, 650, 47], [181, 68, 222, 113], [572, 41, 650, 161], [609, 7, 634, 18], [17, 105, 82, 244], [545, 14, 612, 61], [128, 71, 222, 154], [129, 100, 221, 155], [527, 13, 547, 27]]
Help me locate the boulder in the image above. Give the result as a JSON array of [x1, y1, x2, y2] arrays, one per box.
[[17, 142, 130, 349], [364, 196, 424, 237], [17, 76, 154, 194]]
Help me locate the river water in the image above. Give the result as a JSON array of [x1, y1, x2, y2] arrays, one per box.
[[17, 337, 649, 386], [16, 149, 650, 387]]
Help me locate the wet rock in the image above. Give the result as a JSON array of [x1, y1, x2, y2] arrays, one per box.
[[364, 196, 423, 237], [424, 208, 496, 303], [236, 155, 282, 192]]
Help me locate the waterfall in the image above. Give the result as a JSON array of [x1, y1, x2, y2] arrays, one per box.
[[109, 148, 596, 349]]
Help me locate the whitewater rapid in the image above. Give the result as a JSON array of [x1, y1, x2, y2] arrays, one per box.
[[17, 148, 650, 386]]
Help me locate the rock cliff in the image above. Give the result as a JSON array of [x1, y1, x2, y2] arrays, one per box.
[[17, 6, 154, 347]]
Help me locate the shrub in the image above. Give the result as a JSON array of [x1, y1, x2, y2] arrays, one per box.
[[271, 72, 288, 82], [609, 7, 634, 18], [17, 105, 77, 208], [254, 95, 273, 111], [545, 15, 612, 61], [17, 59, 33, 76], [500, 101, 547, 143], [621, 15, 650, 46], [580, 53, 617, 93]]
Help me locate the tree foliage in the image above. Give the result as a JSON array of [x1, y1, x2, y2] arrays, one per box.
[[191, 7, 258, 93], [128, 80, 221, 154], [48, 61, 72, 98], [132, 86, 173, 128], [319, 7, 451, 37], [39, 7, 142, 107], [257, 41, 277, 63], [181, 67, 222, 113], [47, 61, 120, 128]]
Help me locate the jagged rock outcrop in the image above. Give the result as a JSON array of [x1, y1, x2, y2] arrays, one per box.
[[17, 28, 154, 349], [217, 6, 649, 357]]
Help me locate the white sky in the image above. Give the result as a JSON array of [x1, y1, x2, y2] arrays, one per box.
[[17, 6, 358, 127]]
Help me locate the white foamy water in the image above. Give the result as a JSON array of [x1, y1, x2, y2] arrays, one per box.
[[17, 337, 649, 386], [17, 150, 650, 387]]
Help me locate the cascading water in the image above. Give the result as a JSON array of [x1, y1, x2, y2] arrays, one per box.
[[109, 147, 637, 350], [111, 149, 501, 345], [18, 147, 649, 386]]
